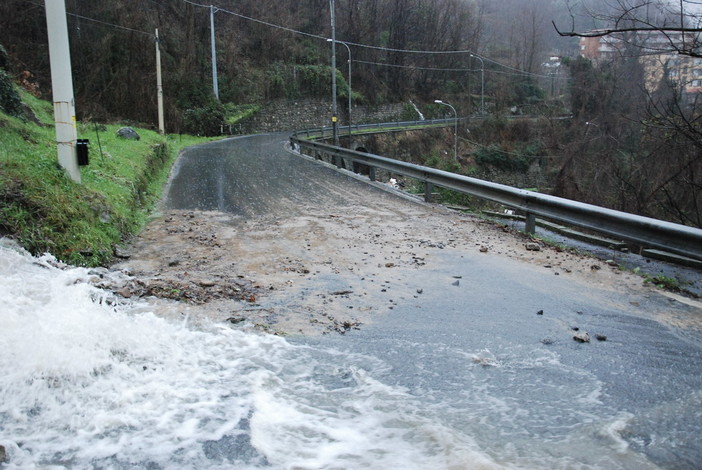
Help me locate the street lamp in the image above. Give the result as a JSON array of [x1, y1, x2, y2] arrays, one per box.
[[434, 100, 457, 161], [328, 39, 352, 144], [470, 53, 484, 115]]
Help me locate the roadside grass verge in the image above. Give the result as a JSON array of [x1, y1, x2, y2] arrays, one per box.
[[0, 89, 212, 267]]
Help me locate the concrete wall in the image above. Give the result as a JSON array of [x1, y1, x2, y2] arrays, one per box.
[[236, 98, 405, 134]]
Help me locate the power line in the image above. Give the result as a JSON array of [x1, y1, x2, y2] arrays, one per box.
[[184, 0, 472, 55], [354, 59, 474, 72], [181, 0, 327, 41], [68, 12, 154, 37], [179, 0, 550, 80], [354, 59, 570, 81], [17, 0, 154, 37], [24, 0, 567, 84]]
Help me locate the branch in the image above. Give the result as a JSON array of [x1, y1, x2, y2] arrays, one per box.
[[552, 21, 702, 57], [553, 21, 702, 38]]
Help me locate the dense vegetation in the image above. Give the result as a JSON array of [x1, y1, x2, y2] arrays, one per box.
[[0, 0, 573, 132]]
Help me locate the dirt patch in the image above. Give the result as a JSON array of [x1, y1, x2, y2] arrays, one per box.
[[108, 187, 650, 336]]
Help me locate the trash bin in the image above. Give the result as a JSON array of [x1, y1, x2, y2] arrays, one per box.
[[77, 139, 89, 166]]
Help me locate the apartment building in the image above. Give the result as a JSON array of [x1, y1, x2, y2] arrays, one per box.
[[580, 31, 702, 96]]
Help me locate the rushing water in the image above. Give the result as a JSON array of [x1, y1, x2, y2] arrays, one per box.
[[0, 240, 495, 469], [2, 239, 701, 469]]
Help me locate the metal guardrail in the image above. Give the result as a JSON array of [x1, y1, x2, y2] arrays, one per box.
[[293, 118, 459, 141], [290, 132, 702, 262]]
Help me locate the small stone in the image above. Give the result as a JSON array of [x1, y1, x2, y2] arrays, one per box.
[[479, 246, 489, 253], [115, 288, 132, 298], [541, 338, 554, 345], [591, 264, 601, 271], [385, 262, 395, 268], [113, 246, 131, 259], [416, 288, 423, 294], [606, 259, 618, 267], [573, 331, 590, 343], [226, 317, 246, 324], [0, 444, 6, 463], [536, 309, 544, 315], [331, 290, 353, 296], [526, 242, 541, 251], [168, 259, 181, 267], [452, 280, 460, 286], [199, 280, 216, 287], [595, 334, 608, 341]]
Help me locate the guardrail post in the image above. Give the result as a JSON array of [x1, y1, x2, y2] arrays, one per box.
[[369, 167, 376, 181], [525, 213, 536, 235], [425, 182, 433, 202]]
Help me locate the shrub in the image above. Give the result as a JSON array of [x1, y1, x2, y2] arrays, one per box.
[[182, 101, 226, 136], [474, 144, 530, 172], [0, 69, 22, 117]]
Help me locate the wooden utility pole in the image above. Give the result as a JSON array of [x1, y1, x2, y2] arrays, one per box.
[[45, 0, 81, 183]]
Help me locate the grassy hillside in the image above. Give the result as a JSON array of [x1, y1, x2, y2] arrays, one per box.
[[0, 90, 210, 267]]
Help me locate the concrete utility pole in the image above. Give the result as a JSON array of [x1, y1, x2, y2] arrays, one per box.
[[329, 0, 339, 146], [210, 5, 220, 101], [327, 39, 352, 144], [155, 29, 165, 134], [45, 0, 81, 183]]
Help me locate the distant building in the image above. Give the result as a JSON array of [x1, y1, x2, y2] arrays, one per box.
[[580, 31, 702, 98]]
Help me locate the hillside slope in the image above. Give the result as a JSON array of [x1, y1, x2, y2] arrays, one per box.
[[0, 86, 207, 266]]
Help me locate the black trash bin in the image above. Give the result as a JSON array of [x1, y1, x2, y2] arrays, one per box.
[[77, 139, 89, 166]]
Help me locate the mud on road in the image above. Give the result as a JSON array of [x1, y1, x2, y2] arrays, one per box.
[[110, 186, 649, 336]]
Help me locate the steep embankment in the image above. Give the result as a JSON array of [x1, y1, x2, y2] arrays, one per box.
[[0, 88, 209, 267]]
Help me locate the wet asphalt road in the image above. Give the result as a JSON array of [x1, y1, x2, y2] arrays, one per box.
[[165, 133, 391, 216], [163, 133, 702, 468]]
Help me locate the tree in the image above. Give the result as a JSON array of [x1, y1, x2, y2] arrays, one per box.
[[553, 40, 702, 226]]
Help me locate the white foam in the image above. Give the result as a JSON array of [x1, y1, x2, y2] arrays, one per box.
[[0, 241, 498, 469]]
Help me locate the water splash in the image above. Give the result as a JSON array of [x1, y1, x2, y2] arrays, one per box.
[[0, 240, 496, 469]]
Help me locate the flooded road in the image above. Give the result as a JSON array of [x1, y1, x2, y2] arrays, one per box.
[[3, 133, 701, 468]]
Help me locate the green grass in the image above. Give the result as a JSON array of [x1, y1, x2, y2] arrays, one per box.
[[0, 89, 212, 266], [642, 273, 681, 291], [224, 103, 260, 125]]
